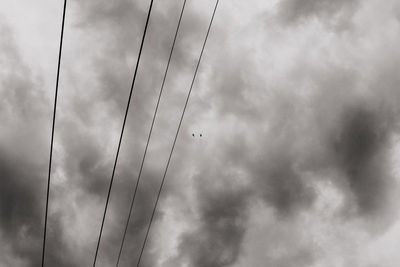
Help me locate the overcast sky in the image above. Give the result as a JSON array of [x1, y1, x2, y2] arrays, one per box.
[[1, 0, 400, 266]]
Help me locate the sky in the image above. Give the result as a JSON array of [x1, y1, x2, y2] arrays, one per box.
[[1, 0, 400, 266]]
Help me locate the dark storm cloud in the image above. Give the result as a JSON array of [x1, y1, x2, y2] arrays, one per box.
[[3, 0, 400, 266], [0, 152, 82, 267], [296, 58, 400, 223], [167, 112, 315, 266], [167, 7, 400, 260], [278, 0, 359, 24], [211, 26, 400, 220], [253, 152, 315, 215], [331, 105, 392, 215], [0, 20, 43, 266], [0, 152, 42, 266], [275, 77, 399, 222], [0, 20, 80, 267], [192, 48, 317, 217], [174, 178, 251, 267]]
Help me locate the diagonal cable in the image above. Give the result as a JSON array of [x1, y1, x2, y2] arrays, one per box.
[[92, 1, 154, 266], [42, 0, 67, 266], [135, 1, 220, 266], [115, 0, 188, 266]]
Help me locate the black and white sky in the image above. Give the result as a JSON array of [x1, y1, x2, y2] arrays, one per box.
[[1, 0, 400, 266]]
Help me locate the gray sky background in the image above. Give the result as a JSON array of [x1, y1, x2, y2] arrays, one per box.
[[1, 0, 400, 266]]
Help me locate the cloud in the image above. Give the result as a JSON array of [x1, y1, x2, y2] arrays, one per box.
[[330, 105, 393, 214], [174, 175, 251, 267], [2, 0, 400, 266], [277, 0, 359, 26], [0, 19, 81, 267], [0, 152, 43, 267]]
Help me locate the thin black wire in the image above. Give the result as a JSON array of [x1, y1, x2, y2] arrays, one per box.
[[115, 0, 187, 266], [136, 1, 219, 266], [92, 1, 154, 266], [42, 0, 67, 266]]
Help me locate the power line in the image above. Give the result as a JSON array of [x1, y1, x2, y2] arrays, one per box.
[[135, 1, 220, 266], [92, 1, 154, 266], [115, 0, 188, 266], [42, 0, 67, 266]]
